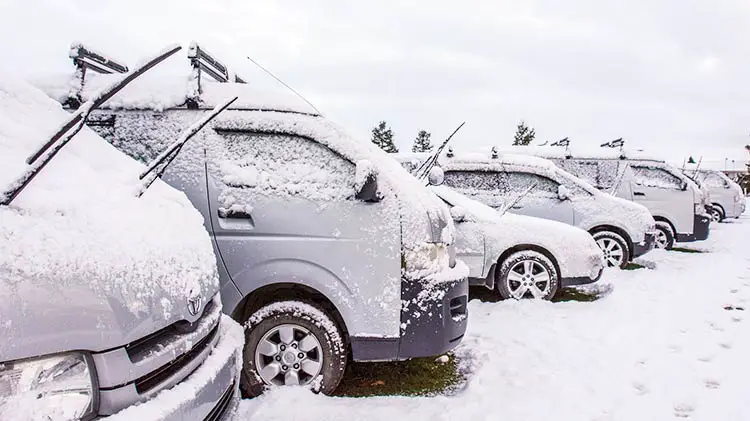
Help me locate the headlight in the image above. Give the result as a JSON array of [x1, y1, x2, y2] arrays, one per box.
[[735, 193, 742, 203], [0, 353, 95, 421], [403, 243, 450, 276]]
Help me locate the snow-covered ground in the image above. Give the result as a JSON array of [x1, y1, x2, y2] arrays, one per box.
[[237, 210, 750, 421]]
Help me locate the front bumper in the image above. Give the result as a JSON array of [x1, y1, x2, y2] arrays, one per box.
[[350, 275, 469, 361], [106, 315, 243, 421], [632, 231, 657, 259], [675, 214, 711, 243]]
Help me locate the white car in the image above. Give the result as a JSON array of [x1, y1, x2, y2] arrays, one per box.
[[430, 184, 605, 300], [684, 168, 745, 222], [437, 152, 657, 268]]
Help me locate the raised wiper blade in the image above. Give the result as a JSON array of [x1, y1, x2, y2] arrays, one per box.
[[136, 96, 238, 197], [0, 44, 182, 207], [415, 121, 465, 182]]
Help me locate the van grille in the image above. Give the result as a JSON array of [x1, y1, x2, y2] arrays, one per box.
[[126, 299, 215, 362], [134, 322, 219, 394]]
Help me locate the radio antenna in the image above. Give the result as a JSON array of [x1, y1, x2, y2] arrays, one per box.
[[246, 55, 322, 115]]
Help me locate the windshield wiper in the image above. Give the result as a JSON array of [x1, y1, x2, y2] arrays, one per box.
[[136, 96, 238, 197], [414, 121, 465, 182], [0, 44, 182, 206]]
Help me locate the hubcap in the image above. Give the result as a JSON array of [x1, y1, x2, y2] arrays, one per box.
[[596, 237, 624, 268], [255, 324, 323, 387], [655, 229, 668, 249], [711, 209, 721, 223], [506, 260, 552, 299]]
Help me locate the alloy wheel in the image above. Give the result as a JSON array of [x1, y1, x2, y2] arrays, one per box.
[[596, 237, 625, 267], [255, 323, 324, 386], [506, 260, 552, 299]]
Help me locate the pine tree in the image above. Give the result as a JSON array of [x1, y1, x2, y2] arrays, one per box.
[[512, 120, 536, 146], [411, 130, 433, 153], [371, 121, 398, 153]]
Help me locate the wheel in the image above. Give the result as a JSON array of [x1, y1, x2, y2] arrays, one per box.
[[654, 221, 675, 250], [592, 231, 630, 269], [496, 250, 559, 300], [241, 301, 347, 397], [709, 206, 724, 223]]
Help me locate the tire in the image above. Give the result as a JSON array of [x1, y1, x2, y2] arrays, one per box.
[[240, 301, 347, 397], [591, 231, 630, 269], [496, 250, 559, 300], [709, 205, 724, 223], [654, 221, 675, 250]]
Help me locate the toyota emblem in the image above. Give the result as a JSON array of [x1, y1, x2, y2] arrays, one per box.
[[187, 291, 203, 317]]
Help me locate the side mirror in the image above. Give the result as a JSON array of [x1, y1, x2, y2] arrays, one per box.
[[681, 182, 688, 191], [557, 185, 570, 201], [428, 167, 445, 186], [355, 160, 381, 202], [450, 206, 466, 222]]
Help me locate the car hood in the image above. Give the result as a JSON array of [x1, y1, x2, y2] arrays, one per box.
[[0, 76, 218, 361], [573, 194, 655, 242]]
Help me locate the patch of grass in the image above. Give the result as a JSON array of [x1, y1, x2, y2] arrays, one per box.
[[468, 286, 501, 303], [670, 247, 707, 254], [552, 288, 600, 302], [624, 262, 646, 270], [334, 354, 462, 397]]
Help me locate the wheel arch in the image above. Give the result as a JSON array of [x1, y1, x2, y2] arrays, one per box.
[[231, 282, 351, 352], [652, 215, 677, 235], [711, 202, 726, 217], [588, 225, 633, 256], [494, 244, 561, 287]]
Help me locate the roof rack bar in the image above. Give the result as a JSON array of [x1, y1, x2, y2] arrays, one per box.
[[186, 42, 245, 108], [67, 43, 129, 108]]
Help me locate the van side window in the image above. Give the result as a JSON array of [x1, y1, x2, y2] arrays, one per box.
[[561, 160, 599, 187], [505, 172, 558, 197], [631, 166, 683, 190], [215, 131, 356, 201]]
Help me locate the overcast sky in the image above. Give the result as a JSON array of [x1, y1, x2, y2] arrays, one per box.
[[1, 0, 749, 160]]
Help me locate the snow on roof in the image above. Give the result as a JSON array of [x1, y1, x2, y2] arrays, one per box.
[[0, 75, 218, 320], [33, 70, 319, 114], [442, 151, 562, 172], [501, 145, 662, 161]]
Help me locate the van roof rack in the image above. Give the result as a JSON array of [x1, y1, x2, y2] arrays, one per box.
[[187, 42, 245, 108], [66, 42, 129, 108]]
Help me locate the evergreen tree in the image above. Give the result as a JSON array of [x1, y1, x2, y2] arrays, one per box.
[[371, 121, 399, 153], [512, 120, 536, 146], [411, 130, 433, 153]]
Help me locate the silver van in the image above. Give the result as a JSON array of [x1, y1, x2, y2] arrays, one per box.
[[404, 151, 657, 269], [684, 169, 745, 222], [510, 146, 711, 250], [1, 72, 242, 419], [41, 43, 469, 397]]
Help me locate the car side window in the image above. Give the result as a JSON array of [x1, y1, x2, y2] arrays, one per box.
[[702, 173, 728, 188], [214, 131, 356, 202], [505, 171, 559, 198], [631, 166, 684, 190], [443, 170, 506, 208]]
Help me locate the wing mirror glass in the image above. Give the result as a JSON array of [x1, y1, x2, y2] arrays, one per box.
[[557, 184, 570, 201], [355, 160, 381, 202], [450, 205, 466, 222], [428, 166, 445, 186]]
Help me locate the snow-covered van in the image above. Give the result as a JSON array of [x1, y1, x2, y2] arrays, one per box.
[[412, 151, 657, 269], [430, 182, 605, 300], [683, 168, 745, 222], [507, 146, 711, 250], [40, 43, 469, 396], [0, 75, 244, 419]]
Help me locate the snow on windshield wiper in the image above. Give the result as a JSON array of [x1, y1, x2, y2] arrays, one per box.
[[498, 182, 537, 216], [136, 96, 238, 197], [414, 121, 465, 182], [0, 44, 182, 207]]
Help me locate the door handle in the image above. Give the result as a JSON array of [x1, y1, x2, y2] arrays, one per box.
[[217, 207, 255, 229], [633, 192, 646, 197], [218, 207, 252, 219], [511, 205, 523, 209]]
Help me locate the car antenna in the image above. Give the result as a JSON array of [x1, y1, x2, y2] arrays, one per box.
[[0, 44, 182, 207], [415, 121, 466, 181], [136, 96, 238, 196], [245, 55, 322, 115]]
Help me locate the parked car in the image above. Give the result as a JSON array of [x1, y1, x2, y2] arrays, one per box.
[[399, 151, 657, 269], [682, 168, 746, 222], [507, 146, 711, 250], [40, 43, 470, 397], [0, 75, 243, 419], [428, 178, 604, 300]]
